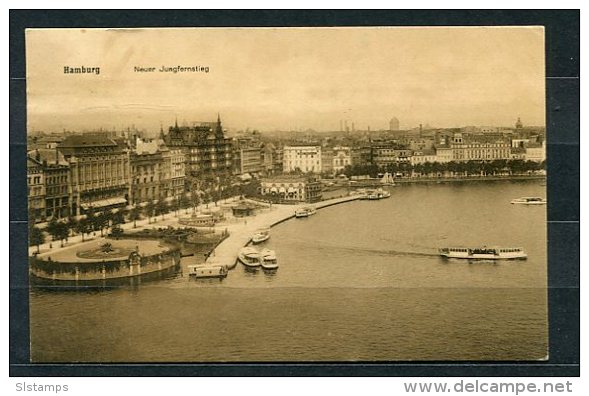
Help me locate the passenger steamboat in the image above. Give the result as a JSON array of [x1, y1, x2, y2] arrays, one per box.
[[439, 247, 527, 260], [510, 197, 547, 205]]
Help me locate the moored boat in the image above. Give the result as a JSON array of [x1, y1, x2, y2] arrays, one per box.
[[510, 197, 547, 205], [295, 206, 317, 218], [251, 228, 270, 244], [187, 264, 228, 278], [237, 246, 261, 268], [260, 248, 279, 270], [295, 208, 309, 217], [366, 188, 390, 200], [439, 246, 527, 260]]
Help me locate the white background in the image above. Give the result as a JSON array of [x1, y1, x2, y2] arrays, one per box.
[[2, 1, 585, 395]]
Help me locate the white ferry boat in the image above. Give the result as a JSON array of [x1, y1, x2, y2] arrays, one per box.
[[295, 206, 317, 218], [260, 248, 279, 270], [439, 247, 527, 260], [367, 188, 391, 200], [251, 228, 270, 244], [237, 246, 261, 268], [510, 197, 547, 205], [187, 264, 228, 278]]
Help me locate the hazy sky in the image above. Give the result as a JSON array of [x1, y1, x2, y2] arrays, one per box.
[[26, 27, 545, 133]]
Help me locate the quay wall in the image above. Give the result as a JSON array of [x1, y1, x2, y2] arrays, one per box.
[[30, 244, 181, 283], [206, 195, 361, 267], [266, 195, 361, 228]]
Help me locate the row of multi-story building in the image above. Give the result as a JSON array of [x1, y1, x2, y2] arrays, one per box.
[[281, 132, 545, 175], [29, 134, 138, 222], [28, 116, 224, 222], [27, 115, 291, 222], [27, 116, 546, 222]]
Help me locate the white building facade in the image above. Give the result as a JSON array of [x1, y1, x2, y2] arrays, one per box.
[[332, 146, 351, 174], [283, 146, 322, 174]]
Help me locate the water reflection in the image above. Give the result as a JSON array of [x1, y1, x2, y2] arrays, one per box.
[[262, 268, 279, 282]]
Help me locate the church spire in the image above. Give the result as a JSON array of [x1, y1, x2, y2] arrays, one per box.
[[159, 123, 165, 139], [215, 112, 223, 137]]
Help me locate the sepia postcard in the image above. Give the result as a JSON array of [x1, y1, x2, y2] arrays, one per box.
[[25, 26, 548, 363]]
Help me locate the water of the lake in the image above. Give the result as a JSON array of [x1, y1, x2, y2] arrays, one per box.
[[30, 179, 548, 362]]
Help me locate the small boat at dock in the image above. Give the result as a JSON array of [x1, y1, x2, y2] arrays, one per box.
[[511, 197, 546, 205], [439, 246, 527, 260], [187, 264, 228, 278], [366, 188, 391, 200], [295, 206, 317, 218], [260, 248, 279, 270], [251, 228, 270, 244], [237, 246, 261, 268]]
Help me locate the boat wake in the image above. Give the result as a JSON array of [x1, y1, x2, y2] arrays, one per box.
[[351, 247, 440, 258], [284, 238, 439, 258]]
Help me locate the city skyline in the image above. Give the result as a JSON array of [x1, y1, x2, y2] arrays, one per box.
[[27, 27, 545, 133], [27, 116, 542, 137]]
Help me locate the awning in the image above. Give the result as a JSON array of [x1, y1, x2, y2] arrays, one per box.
[[109, 197, 128, 205], [81, 197, 127, 209]]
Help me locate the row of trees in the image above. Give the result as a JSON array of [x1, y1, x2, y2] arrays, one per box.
[[28, 187, 242, 253], [342, 159, 546, 178]]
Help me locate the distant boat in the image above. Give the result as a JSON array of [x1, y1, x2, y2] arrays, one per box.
[[251, 228, 270, 244], [380, 172, 396, 185], [366, 188, 390, 200], [510, 197, 547, 205], [260, 248, 279, 270], [237, 246, 261, 268], [187, 264, 228, 278], [439, 247, 527, 260], [295, 206, 317, 218]]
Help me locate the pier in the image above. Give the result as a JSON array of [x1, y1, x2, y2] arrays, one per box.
[[27, 194, 364, 272], [205, 195, 362, 268]]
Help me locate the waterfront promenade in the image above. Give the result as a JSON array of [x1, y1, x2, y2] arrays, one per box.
[[28, 195, 362, 267], [205, 195, 361, 268], [27, 197, 243, 256]]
